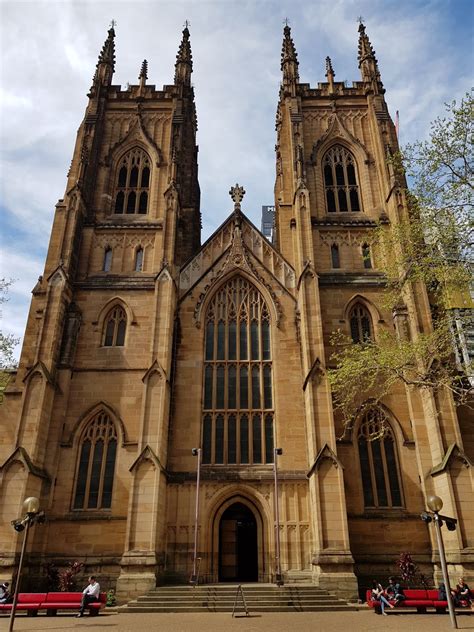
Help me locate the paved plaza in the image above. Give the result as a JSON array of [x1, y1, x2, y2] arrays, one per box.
[[1, 609, 473, 632]]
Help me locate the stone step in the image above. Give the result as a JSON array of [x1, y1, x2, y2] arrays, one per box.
[[122, 583, 356, 614], [147, 588, 329, 595], [133, 600, 344, 607], [125, 605, 358, 613]]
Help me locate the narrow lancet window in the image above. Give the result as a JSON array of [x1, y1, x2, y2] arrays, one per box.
[[362, 243, 372, 269], [331, 243, 340, 269], [135, 247, 144, 272], [103, 248, 112, 272]]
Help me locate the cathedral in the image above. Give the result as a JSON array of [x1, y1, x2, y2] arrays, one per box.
[[1, 22, 472, 602]]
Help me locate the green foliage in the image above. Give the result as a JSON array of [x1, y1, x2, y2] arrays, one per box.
[[106, 589, 116, 607], [328, 93, 473, 429], [0, 371, 11, 404], [0, 278, 19, 369]]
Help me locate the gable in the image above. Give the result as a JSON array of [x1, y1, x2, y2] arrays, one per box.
[[179, 211, 296, 299]]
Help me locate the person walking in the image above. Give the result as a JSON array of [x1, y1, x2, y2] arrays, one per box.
[[77, 576, 100, 617]]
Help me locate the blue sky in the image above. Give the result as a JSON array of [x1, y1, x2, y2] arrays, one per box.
[[1, 0, 473, 361]]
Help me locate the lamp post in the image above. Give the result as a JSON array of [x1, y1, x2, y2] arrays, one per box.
[[426, 495, 457, 629], [273, 447, 283, 586], [9, 497, 44, 632], [190, 448, 202, 585]]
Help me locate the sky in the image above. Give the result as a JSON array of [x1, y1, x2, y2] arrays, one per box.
[[1, 0, 472, 362]]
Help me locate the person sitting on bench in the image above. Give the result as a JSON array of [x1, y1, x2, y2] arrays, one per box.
[[77, 576, 100, 617], [386, 577, 406, 606]]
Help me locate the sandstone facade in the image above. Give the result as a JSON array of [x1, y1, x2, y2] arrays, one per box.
[[1, 23, 472, 602]]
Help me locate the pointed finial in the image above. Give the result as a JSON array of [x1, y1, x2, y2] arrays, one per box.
[[357, 20, 381, 86], [139, 59, 148, 80], [281, 21, 299, 90], [89, 23, 116, 93], [98, 22, 116, 69], [229, 184, 246, 212], [325, 56, 335, 93], [325, 56, 335, 79], [174, 23, 193, 86]]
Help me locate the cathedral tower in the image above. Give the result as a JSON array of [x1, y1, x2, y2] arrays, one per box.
[[1, 21, 472, 602]]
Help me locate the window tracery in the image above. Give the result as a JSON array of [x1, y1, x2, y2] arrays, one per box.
[[202, 276, 274, 465], [349, 303, 373, 343], [73, 411, 117, 510], [323, 145, 361, 213], [358, 408, 403, 508], [103, 305, 127, 347], [114, 148, 150, 215]]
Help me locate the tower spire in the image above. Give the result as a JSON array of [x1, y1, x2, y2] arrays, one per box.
[[174, 23, 193, 86], [280, 22, 299, 95], [90, 22, 116, 92], [357, 20, 382, 88]]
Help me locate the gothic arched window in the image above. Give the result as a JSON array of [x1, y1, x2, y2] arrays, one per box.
[[349, 304, 372, 343], [114, 148, 150, 215], [358, 408, 403, 508], [323, 145, 361, 213], [103, 305, 127, 347], [202, 276, 274, 465], [73, 411, 118, 510]]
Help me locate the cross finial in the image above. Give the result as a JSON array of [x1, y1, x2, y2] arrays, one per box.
[[229, 183, 246, 210], [283, 17, 290, 27], [110, 19, 117, 29], [183, 19, 190, 29], [357, 15, 364, 25]]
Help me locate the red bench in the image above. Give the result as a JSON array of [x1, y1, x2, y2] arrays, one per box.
[[42, 591, 106, 616], [0, 593, 46, 616], [366, 588, 474, 614], [0, 592, 106, 616]]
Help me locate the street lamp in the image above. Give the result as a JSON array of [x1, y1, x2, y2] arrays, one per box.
[[273, 447, 283, 587], [190, 448, 202, 585], [422, 495, 458, 629], [9, 497, 45, 632]]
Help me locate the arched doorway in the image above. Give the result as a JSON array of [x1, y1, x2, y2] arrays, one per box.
[[219, 502, 258, 582]]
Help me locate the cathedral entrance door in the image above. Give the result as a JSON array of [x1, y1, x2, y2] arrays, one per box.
[[218, 502, 258, 582]]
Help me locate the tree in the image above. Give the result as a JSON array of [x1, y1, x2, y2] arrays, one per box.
[[0, 278, 19, 369], [328, 92, 473, 430]]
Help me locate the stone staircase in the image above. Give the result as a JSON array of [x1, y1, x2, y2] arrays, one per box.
[[123, 584, 358, 613]]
